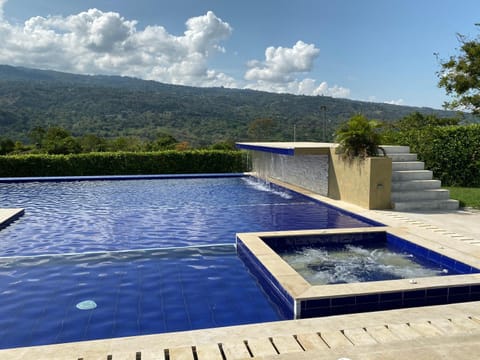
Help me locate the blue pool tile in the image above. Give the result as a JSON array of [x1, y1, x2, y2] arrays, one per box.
[[331, 296, 356, 307], [404, 290, 426, 299], [380, 292, 402, 302], [449, 286, 470, 295], [404, 298, 427, 307], [356, 294, 379, 304], [427, 288, 448, 297], [471, 285, 480, 294], [302, 298, 330, 310], [379, 300, 403, 310], [356, 303, 380, 313], [426, 296, 448, 306]]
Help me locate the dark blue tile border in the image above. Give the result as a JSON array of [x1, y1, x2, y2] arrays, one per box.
[[299, 284, 480, 318], [0, 173, 245, 183], [235, 143, 295, 156]]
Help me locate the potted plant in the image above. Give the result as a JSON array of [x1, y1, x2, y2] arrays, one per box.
[[335, 114, 385, 158]]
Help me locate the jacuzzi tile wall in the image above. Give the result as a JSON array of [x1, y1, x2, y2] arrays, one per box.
[[300, 284, 480, 318], [259, 231, 480, 319], [237, 239, 294, 319]]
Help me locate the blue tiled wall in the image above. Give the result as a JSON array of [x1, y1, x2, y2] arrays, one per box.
[[236, 239, 294, 319]]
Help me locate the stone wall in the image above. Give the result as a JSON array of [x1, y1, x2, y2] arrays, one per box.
[[251, 151, 329, 196]]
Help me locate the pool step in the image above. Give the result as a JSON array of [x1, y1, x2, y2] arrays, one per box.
[[393, 199, 460, 211], [381, 145, 459, 211], [391, 189, 451, 202]]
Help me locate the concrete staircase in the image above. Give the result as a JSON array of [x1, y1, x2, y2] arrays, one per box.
[[382, 145, 459, 211]]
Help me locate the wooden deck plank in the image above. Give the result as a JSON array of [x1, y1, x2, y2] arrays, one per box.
[[408, 322, 444, 337], [195, 343, 223, 360], [342, 328, 378, 346], [221, 341, 251, 360], [366, 325, 400, 343], [168, 346, 194, 360], [295, 333, 329, 351], [246, 338, 277, 357], [270, 335, 303, 354], [319, 330, 353, 348], [387, 323, 422, 340]]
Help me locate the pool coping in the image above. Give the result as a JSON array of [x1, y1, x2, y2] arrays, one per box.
[[0, 208, 25, 230]]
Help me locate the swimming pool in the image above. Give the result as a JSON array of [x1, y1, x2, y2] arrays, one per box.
[[0, 175, 378, 348]]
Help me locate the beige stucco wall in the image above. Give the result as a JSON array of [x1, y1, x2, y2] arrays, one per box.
[[328, 148, 392, 209]]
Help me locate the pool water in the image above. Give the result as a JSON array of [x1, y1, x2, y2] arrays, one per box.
[[281, 242, 453, 285], [0, 176, 377, 349], [0, 177, 375, 256], [0, 246, 281, 349]]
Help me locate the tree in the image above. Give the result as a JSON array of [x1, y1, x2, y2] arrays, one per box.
[[42, 126, 81, 154], [438, 25, 480, 114], [247, 118, 275, 141], [0, 137, 15, 155], [335, 114, 384, 159]]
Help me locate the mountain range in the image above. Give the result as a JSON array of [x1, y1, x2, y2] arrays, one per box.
[[0, 65, 469, 147]]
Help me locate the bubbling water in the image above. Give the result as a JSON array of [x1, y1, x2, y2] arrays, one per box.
[[282, 244, 446, 285]]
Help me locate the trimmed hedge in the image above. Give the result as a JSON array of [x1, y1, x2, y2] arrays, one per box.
[[390, 124, 480, 187], [0, 150, 248, 177]]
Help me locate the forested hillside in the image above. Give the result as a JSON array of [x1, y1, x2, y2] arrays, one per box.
[[0, 65, 470, 147]]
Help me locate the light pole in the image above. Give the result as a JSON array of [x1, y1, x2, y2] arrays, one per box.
[[320, 105, 327, 142]]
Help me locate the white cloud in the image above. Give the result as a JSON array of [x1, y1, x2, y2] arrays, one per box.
[[384, 99, 405, 105], [0, 2, 350, 97], [245, 41, 319, 83], [0, 3, 235, 87], [244, 41, 350, 98]]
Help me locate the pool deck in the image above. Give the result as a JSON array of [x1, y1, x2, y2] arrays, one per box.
[[1, 179, 480, 359]]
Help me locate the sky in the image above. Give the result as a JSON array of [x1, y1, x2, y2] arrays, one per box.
[[0, 0, 478, 109]]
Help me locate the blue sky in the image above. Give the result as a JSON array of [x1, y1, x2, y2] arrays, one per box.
[[1, 0, 478, 109]]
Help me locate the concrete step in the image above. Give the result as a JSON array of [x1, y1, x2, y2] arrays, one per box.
[[392, 170, 433, 181], [392, 161, 425, 171], [391, 189, 451, 202], [387, 153, 418, 162], [392, 180, 442, 191], [393, 199, 459, 211], [381, 145, 410, 154]]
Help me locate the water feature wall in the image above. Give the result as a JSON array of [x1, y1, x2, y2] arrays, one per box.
[[251, 151, 329, 196]]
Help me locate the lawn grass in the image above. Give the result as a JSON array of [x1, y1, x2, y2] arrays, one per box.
[[446, 187, 480, 209]]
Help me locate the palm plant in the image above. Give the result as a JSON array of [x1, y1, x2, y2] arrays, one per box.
[[335, 114, 384, 159]]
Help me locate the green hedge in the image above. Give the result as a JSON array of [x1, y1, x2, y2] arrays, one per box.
[[0, 150, 248, 177], [389, 124, 480, 187]]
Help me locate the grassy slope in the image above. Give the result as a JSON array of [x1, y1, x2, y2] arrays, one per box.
[[446, 187, 480, 209]]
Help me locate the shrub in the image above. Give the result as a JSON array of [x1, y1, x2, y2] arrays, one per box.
[[0, 150, 248, 177], [388, 124, 480, 187]]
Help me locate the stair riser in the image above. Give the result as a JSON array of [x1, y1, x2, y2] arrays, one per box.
[[380, 145, 410, 154], [392, 162, 425, 171], [393, 171, 432, 181], [393, 200, 459, 211], [392, 180, 441, 191], [391, 191, 450, 202], [387, 154, 418, 162]]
